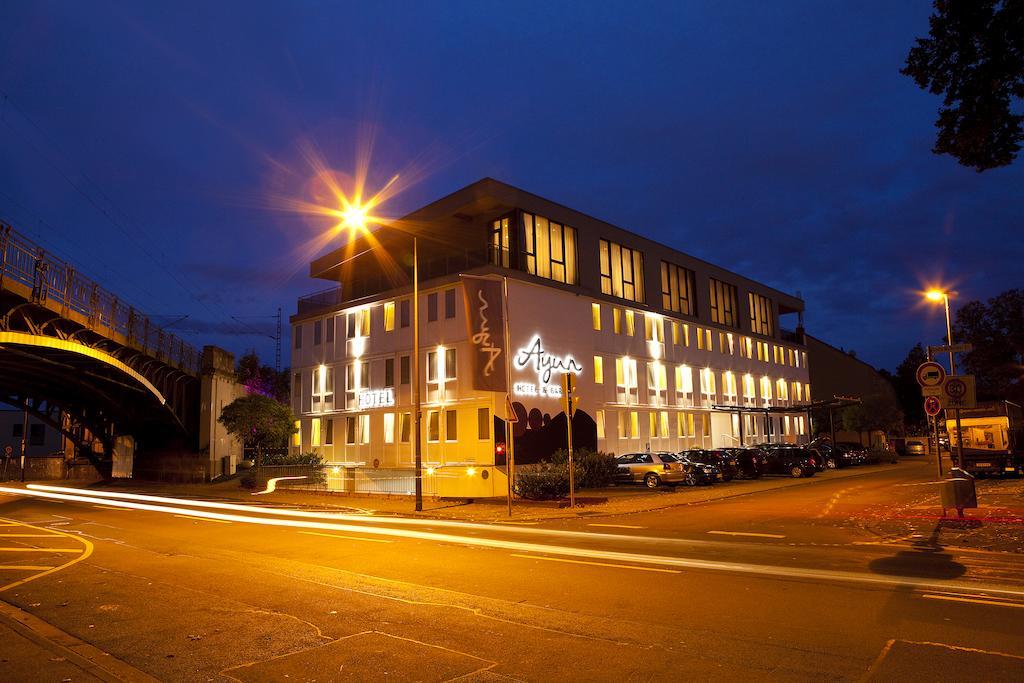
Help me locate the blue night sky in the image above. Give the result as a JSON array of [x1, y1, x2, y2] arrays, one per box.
[[2, 1, 1021, 372]]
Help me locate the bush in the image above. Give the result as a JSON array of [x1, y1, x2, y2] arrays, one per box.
[[550, 448, 619, 488], [240, 451, 326, 489], [514, 463, 570, 500]]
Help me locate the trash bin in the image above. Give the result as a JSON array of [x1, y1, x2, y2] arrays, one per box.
[[940, 468, 977, 518]]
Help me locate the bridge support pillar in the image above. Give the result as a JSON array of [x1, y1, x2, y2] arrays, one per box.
[[200, 346, 245, 480]]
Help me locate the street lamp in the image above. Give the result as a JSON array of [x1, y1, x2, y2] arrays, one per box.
[[924, 288, 963, 467]]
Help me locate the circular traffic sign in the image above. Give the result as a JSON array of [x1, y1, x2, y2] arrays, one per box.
[[945, 378, 967, 399], [916, 361, 946, 387], [923, 395, 942, 417]]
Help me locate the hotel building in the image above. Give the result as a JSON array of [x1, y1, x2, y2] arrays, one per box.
[[291, 179, 811, 496]]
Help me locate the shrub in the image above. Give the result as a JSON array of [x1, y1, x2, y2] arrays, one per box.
[[550, 448, 619, 488], [241, 452, 326, 489], [514, 463, 570, 500]]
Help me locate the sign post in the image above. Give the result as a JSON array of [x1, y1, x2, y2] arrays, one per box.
[[942, 375, 976, 468], [917, 360, 946, 477], [562, 372, 579, 510]]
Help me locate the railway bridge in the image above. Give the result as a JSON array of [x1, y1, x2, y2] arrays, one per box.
[[0, 223, 243, 479]]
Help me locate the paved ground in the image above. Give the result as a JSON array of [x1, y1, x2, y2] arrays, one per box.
[[0, 456, 1021, 681]]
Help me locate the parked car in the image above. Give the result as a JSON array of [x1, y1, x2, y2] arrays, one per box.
[[666, 451, 721, 485], [904, 438, 928, 456], [812, 443, 855, 469], [761, 447, 817, 478], [722, 447, 764, 479], [614, 452, 688, 488], [837, 442, 868, 465], [682, 449, 739, 481]]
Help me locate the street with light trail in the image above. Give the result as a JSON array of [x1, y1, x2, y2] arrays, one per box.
[[0, 459, 1022, 681]]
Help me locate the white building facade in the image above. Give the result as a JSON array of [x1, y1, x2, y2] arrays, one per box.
[[291, 179, 812, 496]]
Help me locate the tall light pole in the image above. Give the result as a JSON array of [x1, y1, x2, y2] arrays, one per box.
[[412, 236, 423, 511], [926, 289, 964, 467]]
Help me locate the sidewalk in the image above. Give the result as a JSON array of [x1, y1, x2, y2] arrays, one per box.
[[83, 459, 922, 523], [0, 600, 156, 682]]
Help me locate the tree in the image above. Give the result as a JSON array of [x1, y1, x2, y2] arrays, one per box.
[[841, 391, 904, 441], [218, 394, 296, 468], [892, 344, 930, 431], [952, 289, 1024, 402], [236, 350, 290, 402], [902, 1, 1024, 171]]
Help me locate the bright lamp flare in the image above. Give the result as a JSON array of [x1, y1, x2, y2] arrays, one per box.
[[925, 290, 945, 302], [341, 204, 369, 231]]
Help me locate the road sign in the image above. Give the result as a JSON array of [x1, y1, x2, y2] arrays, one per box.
[[942, 375, 977, 410], [924, 395, 942, 417], [921, 386, 944, 397], [505, 396, 518, 423], [2, 445, 11, 457], [928, 343, 973, 356], [916, 361, 946, 389]]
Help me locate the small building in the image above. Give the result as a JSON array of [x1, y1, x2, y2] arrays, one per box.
[[291, 179, 813, 496]]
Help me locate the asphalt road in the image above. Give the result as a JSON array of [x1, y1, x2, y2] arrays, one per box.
[[0, 461, 1022, 682]]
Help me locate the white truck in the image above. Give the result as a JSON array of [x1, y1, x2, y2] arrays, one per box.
[[945, 401, 1023, 477]]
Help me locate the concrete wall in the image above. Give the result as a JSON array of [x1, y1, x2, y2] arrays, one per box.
[[200, 346, 246, 479]]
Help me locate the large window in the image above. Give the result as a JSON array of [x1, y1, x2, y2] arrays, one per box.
[[489, 216, 511, 268], [709, 278, 739, 328], [748, 292, 773, 336], [600, 239, 644, 303], [661, 262, 696, 316], [522, 213, 577, 284]]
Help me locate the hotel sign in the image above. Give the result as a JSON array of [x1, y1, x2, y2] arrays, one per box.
[[512, 335, 582, 399], [358, 388, 395, 409], [462, 275, 508, 393]]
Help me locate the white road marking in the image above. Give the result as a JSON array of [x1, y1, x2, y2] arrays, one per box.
[[921, 594, 1024, 609], [299, 531, 392, 544], [252, 476, 308, 495], [511, 553, 681, 574], [588, 523, 646, 529], [707, 530, 785, 539], [0, 565, 55, 571], [0, 547, 83, 553]]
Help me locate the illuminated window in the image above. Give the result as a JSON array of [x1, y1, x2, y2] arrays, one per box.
[[681, 324, 690, 347], [742, 337, 753, 359], [700, 368, 716, 397], [522, 213, 578, 284], [292, 420, 301, 447], [723, 371, 737, 399], [709, 278, 739, 328], [347, 309, 370, 338], [359, 414, 369, 444], [625, 310, 635, 336], [648, 412, 656, 439], [726, 333, 734, 355], [703, 416, 711, 438], [659, 411, 669, 438], [697, 329, 705, 350], [615, 357, 638, 389], [383, 301, 395, 332], [596, 410, 605, 439], [445, 348, 457, 380], [384, 413, 395, 444], [593, 356, 604, 384], [613, 307, 622, 334], [427, 351, 439, 382], [671, 321, 679, 345], [748, 292, 773, 336], [648, 362, 667, 398], [477, 408, 489, 440], [345, 362, 360, 407], [661, 261, 696, 316], [757, 341, 770, 362], [400, 412, 411, 443], [599, 239, 645, 303], [629, 411, 639, 438], [644, 315, 663, 343], [591, 303, 601, 331], [776, 379, 789, 401], [312, 365, 334, 411], [805, 384, 811, 402], [489, 216, 511, 267], [760, 376, 773, 402], [675, 365, 693, 395], [445, 410, 458, 442], [427, 410, 440, 442], [792, 382, 803, 402], [743, 374, 756, 400]]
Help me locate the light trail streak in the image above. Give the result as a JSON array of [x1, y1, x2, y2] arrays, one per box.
[[7, 486, 1024, 599]]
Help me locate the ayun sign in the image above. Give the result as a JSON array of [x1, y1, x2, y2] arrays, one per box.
[[512, 335, 582, 398]]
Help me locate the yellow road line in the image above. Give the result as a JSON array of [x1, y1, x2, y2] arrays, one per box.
[[587, 523, 646, 529], [922, 594, 1024, 609], [0, 565, 55, 571], [173, 514, 232, 524], [299, 531, 392, 544], [0, 534, 64, 538], [708, 530, 785, 539], [92, 505, 125, 511], [511, 553, 681, 574], [494, 521, 540, 525], [0, 547, 83, 553], [0, 517, 93, 593]]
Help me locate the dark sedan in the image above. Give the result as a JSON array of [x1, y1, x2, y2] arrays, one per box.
[[667, 452, 721, 485], [722, 447, 764, 478], [683, 449, 739, 481], [761, 447, 817, 478]]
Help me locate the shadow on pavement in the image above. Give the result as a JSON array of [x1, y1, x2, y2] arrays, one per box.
[[867, 521, 967, 580]]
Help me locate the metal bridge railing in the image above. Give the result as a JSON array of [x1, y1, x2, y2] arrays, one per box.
[[0, 222, 201, 374]]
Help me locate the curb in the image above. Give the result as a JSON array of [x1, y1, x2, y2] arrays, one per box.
[[0, 599, 157, 682]]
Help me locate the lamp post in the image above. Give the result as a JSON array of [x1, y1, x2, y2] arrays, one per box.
[[412, 236, 423, 511], [925, 289, 964, 468]]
